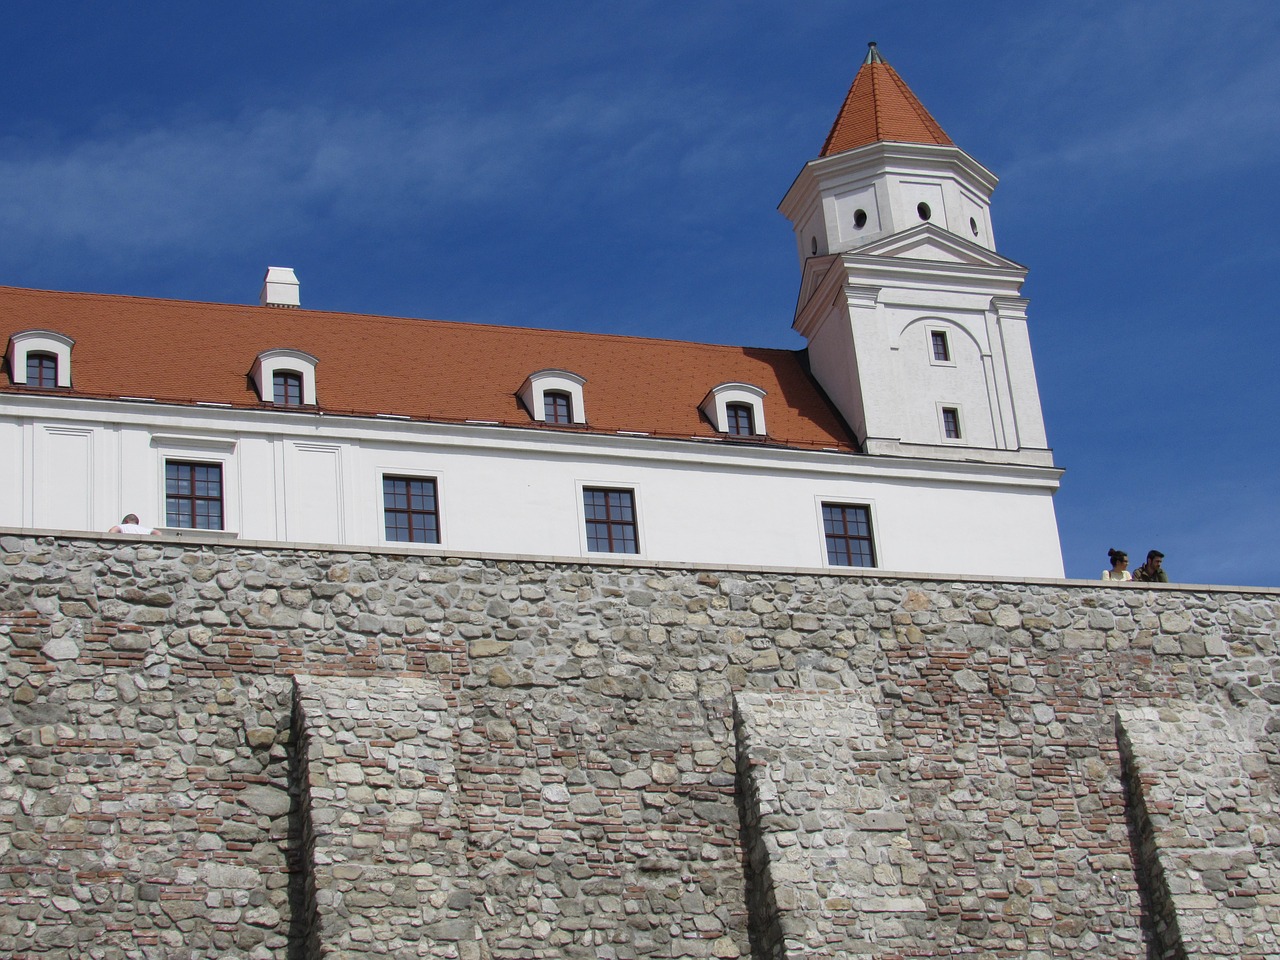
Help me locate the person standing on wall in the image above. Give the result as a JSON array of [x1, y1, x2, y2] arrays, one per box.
[[1132, 550, 1168, 583], [109, 514, 160, 536], [1102, 549, 1132, 581]]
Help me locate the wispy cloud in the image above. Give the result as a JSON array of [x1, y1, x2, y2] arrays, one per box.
[[954, 0, 1280, 194], [1006, 68, 1280, 187], [0, 75, 740, 269], [0, 107, 513, 256]]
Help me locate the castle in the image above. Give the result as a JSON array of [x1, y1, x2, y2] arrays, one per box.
[[0, 44, 1062, 578], [3, 44, 1275, 960]]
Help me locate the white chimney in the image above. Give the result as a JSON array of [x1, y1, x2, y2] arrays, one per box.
[[260, 266, 300, 308]]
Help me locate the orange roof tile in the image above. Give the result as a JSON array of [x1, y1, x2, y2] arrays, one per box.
[[0, 285, 858, 451], [820, 43, 952, 157]]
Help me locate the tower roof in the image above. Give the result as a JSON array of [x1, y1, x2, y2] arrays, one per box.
[[819, 43, 953, 157]]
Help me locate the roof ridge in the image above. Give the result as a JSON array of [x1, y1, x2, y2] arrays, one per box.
[[0, 284, 803, 356]]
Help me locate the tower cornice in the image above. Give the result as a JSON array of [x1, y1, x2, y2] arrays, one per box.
[[779, 141, 998, 224]]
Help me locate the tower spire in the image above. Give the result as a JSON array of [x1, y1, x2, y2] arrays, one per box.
[[820, 42, 952, 157]]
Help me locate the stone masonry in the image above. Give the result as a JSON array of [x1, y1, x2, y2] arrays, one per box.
[[1118, 704, 1280, 959], [735, 693, 929, 957], [1, 530, 1279, 959], [293, 675, 473, 956]]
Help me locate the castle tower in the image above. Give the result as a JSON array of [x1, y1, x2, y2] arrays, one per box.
[[779, 43, 1053, 466]]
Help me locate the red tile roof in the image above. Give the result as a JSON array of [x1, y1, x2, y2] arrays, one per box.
[[820, 45, 952, 157], [0, 285, 858, 451]]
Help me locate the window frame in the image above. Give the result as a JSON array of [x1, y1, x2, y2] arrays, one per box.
[[381, 474, 441, 545], [578, 484, 642, 556], [725, 402, 755, 437], [273, 370, 304, 406], [941, 406, 962, 440], [151, 435, 238, 536], [926, 327, 955, 368], [936, 403, 965, 444], [817, 500, 878, 568], [26, 352, 59, 389], [543, 390, 573, 425], [272, 371, 304, 407], [164, 459, 225, 531], [930, 330, 950, 363]]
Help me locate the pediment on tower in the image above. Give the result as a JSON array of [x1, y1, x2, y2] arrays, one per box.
[[855, 224, 1024, 270]]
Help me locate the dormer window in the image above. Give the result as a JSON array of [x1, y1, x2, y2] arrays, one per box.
[[7, 330, 74, 388], [26, 353, 59, 388], [700, 383, 767, 437], [544, 390, 573, 425], [252, 349, 318, 406], [273, 371, 304, 406], [519, 370, 587, 425], [725, 402, 755, 437]]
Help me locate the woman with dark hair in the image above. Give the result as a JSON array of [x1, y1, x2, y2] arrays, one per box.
[[1102, 548, 1131, 581]]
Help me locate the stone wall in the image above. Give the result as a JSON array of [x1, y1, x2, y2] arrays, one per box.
[[0, 531, 1278, 959]]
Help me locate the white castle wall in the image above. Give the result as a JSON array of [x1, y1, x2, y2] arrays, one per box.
[[0, 394, 1064, 577]]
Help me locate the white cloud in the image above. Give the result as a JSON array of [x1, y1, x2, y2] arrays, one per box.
[[992, 5, 1280, 189], [0, 106, 508, 255], [0, 67, 750, 274]]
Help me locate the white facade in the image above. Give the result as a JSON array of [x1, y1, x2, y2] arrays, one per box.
[[0, 392, 1063, 576]]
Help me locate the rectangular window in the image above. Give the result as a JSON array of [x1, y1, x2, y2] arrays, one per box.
[[26, 353, 58, 388], [165, 460, 224, 530], [383, 476, 439, 543], [942, 407, 961, 439], [930, 330, 950, 362], [725, 403, 755, 436], [822, 503, 875, 567], [273, 371, 303, 406], [544, 391, 572, 424], [583, 488, 638, 554]]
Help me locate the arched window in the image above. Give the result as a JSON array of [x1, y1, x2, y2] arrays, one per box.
[[7, 330, 74, 388], [544, 390, 573, 425], [699, 383, 767, 436], [518, 370, 587, 425], [273, 371, 303, 406], [252, 349, 318, 406], [725, 402, 755, 437], [26, 352, 58, 388]]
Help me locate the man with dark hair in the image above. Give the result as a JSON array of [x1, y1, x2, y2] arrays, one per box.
[[109, 514, 160, 536], [1132, 550, 1168, 583]]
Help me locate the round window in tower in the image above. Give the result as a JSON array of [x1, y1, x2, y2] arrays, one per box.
[[810, 236, 818, 255], [970, 217, 979, 236], [853, 209, 868, 230], [917, 202, 931, 221]]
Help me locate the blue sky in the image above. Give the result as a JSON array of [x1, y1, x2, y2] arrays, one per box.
[[3, 2, 1278, 585]]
